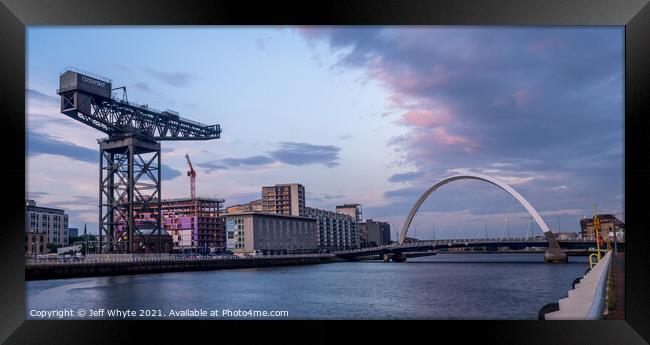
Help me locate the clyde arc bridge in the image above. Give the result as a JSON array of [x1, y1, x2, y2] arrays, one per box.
[[341, 172, 583, 263]]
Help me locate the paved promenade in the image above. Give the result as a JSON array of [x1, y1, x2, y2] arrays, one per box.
[[604, 252, 625, 320]]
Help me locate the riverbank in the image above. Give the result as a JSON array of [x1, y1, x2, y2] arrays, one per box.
[[25, 255, 345, 281]]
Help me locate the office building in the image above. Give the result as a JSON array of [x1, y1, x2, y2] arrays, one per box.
[[68, 227, 79, 241], [304, 206, 359, 251], [25, 199, 69, 246], [360, 219, 391, 247], [224, 212, 317, 255], [262, 183, 305, 216]]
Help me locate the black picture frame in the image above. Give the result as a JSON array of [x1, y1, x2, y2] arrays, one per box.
[[1, 0, 648, 344]]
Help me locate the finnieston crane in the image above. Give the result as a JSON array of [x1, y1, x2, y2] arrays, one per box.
[[185, 153, 196, 199], [57, 68, 221, 253]]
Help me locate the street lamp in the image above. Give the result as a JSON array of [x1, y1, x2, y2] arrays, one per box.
[[613, 211, 618, 255], [432, 221, 436, 241]]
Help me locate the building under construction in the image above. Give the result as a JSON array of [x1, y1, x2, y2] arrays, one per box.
[[580, 214, 625, 240], [135, 197, 226, 253]]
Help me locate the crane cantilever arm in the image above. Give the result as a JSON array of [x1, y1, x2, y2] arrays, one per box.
[[58, 90, 221, 141], [185, 153, 195, 174]]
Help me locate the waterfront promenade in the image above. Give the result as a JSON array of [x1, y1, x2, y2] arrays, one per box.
[[541, 250, 624, 320], [604, 252, 625, 319]]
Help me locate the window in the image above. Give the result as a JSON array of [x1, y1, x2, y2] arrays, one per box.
[[29, 212, 38, 230]]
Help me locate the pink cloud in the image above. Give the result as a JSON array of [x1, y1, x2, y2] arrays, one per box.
[[527, 38, 567, 53], [395, 128, 478, 163], [368, 59, 448, 95], [400, 108, 453, 128], [433, 127, 476, 149], [514, 89, 529, 107], [388, 93, 408, 109], [296, 27, 328, 40]]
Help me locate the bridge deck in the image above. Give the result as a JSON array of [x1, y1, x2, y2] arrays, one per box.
[[335, 239, 620, 258]]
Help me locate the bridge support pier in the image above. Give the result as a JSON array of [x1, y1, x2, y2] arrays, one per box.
[[382, 253, 407, 262], [544, 249, 568, 263], [392, 253, 407, 262], [544, 232, 568, 263]]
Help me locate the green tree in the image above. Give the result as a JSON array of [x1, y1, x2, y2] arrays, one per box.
[[46, 243, 63, 253]]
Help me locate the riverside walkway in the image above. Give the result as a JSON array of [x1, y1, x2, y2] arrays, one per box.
[[604, 252, 625, 320], [544, 251, 616, 319]]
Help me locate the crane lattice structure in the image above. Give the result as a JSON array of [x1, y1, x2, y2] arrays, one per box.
[[185, 153, 196, 199], [57, 68, 221, 253]]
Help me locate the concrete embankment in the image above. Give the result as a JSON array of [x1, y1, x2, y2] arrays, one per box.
[[543, 251, 612, 319], [26, 256, 345, 281]]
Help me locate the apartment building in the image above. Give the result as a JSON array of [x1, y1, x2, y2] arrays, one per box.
[[304, 206, 359, 251], [262, 184, 305, 216], [25, 199, 69, 246]]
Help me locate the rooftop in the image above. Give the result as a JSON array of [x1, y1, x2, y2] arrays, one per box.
[[223, 212, 316, 221]]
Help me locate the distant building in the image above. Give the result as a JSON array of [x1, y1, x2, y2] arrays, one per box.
[[336, 204, 363, 222], [262, 183, 305, 216], [25, 199, 69, 246], [304, 206, 359, 251], [249, 199, 263, 212], [225, 199, 262, 214], [580, 214, 624, 240], [68, 227, 79, 241], [360, 219, 391, 247], [402, 237, 419, 243], [224, 212, 318, 255], [556, 232, 579, 241], [57, 244, 83, 255], [133, 219, 174, 253], [359, 222, 369, 246], [225, 204, 248, 214], [25, 230, 48, 256]]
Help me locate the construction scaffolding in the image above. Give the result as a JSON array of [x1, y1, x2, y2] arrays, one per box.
[[135, 197, 226, 253]]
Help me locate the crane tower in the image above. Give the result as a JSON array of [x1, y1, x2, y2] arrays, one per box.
[[57, 68, 221, 253]]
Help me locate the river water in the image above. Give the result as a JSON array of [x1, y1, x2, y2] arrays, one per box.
[[25, 254, 589, 320]]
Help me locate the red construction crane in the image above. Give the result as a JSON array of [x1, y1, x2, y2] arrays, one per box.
[[185, 153, 196, 199]]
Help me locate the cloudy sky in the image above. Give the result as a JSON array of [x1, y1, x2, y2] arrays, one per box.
[[26, 27, 624, 240]]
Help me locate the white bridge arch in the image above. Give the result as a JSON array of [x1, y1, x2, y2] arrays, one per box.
[[399, 173, 556, 245]]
